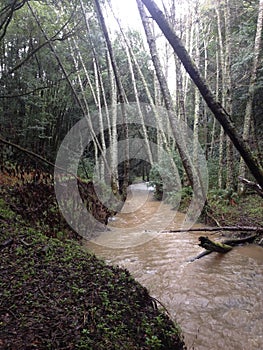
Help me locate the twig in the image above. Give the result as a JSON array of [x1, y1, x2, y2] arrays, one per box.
[[150, 296, 172, 319], [0, 238, 14, 251], [20, 238, 32, 247]]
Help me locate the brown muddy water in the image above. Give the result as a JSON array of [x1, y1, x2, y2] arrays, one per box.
[[85, 184, 263, 350]]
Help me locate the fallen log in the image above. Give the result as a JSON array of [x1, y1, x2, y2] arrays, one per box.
[[238, 176, 263, 198], [198, 236, 232, 253], [222, 234, 258, 246], [189, 234, 260, 262], [163, 226, 263, 233]]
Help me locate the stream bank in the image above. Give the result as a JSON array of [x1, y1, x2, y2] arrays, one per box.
[[0, 195, 186, 350]]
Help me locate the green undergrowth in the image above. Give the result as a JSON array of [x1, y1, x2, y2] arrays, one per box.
[[0, 198, 186, 350], [206, 190, 263, 228]]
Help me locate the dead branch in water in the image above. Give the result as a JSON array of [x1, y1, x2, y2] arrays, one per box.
[[163, 226, 263, 233]]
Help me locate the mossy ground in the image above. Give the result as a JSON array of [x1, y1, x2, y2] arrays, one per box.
[[0, 195, 186, 350]]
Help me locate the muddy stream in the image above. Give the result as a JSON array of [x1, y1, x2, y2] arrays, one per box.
[[85, 184, 263, 350]]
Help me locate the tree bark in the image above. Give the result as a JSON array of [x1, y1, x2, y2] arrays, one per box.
[[125, 45, 153, 164], [193, 10, 201, 167], [224, 0, 235, 189], [215, 4, 226, 188], [141, 0, 263, 189], [238, 0, 263, 193], [137, 0, 207, 204], [94, 0, 129, 197]]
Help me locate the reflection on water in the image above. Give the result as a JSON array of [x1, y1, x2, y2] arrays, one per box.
[[85, 186, 263, 350]]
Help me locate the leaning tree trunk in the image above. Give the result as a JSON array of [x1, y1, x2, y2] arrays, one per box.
[[238, 0, 263, 194], [137, 0, 207, 202], [141, 0, 263, 189], [209, 48, 220, 159]]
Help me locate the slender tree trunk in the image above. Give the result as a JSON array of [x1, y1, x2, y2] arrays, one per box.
[[183, 12, 194, 113], [216, 2, 226, 189], [93, 57, 106, 179], [193, 11, 201, 166], [238, 0, 263, 193], [28, 3, 109, 174], [136, 2, 182, 173], [79, 0, 120, 192], [113, 12, 176, 173], [202, 25, 209, 159], [107, 52, 119, 196], [137, 0, 207, 204], [209, 48, 220, 159], [224, 0, 235, 189], [68, 40, 105, 175], [140, 0, 263, 188], [125, 45, 153, 164], [94, 0, 129, 197]]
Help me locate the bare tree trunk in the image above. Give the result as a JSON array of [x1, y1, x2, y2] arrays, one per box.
[[93, 57, 106, 179], [202, 23, 209, 159], [79, 0, 119, 192], [68, 40, 104, 175], [183, 11, 194, 117], [224, 0, 235, 189], [125, 45, 153, 164], [193, 9, 201, 166], [238, 0, 263, 193], [28, 3, 108, 175], [215, 2, 226, 189], [94, 0, 129, 197], [107, 52, 119, 196], [140, 0, 263, 188], [137, 0, 205, 198], [209, 48, 220, 159]]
